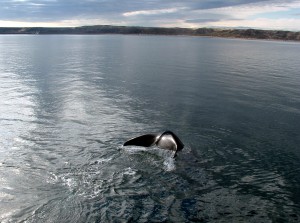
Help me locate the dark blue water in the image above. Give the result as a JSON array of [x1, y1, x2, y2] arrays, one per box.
[[0, 35, 300, 222]]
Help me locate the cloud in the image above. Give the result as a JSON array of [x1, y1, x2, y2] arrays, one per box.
[[179, 0, 300, 30], [0, 0, 300, 30], [197, 0, 300, 19], [208, 17, 300, 31], [187, 0, 270, 10], [184, 12, 244, 24], [185, 18, 222, 23], [123, 8, 185, 17]]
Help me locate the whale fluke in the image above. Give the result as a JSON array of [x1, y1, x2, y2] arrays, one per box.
[[123, 130, 184, 157]]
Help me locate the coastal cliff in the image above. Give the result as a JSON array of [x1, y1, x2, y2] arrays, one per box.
[[0, 25, 299, 41]]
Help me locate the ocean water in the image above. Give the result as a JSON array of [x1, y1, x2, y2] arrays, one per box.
[[0, 35, 300, 222]]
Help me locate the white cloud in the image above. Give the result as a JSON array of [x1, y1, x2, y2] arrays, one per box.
[[0, 20, 61, 27], [179, 17, 300, 31], [217, 18, 300, 30], [123, 7, 185, 17], [182, 0, 300, 30], [1, 0, 300, 30], [194, 0, 300, 19]]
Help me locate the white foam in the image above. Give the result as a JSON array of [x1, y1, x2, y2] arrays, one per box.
[[94, 157, 113, 164], [123, 167, 136, 175], [163, 156, 176, 172], [46, 172, 59, 184], [122, 145, 177, 171], [122, 145, 152, 155], [59, 173, 78, 191]]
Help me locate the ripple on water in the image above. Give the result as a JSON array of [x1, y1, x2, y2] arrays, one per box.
[[1, 36, 300, 222]]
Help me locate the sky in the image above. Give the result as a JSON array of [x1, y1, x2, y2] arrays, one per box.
[[1, 0, 300, 31]]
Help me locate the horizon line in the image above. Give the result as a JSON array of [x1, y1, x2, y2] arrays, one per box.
[[0, 24, 299, 32]]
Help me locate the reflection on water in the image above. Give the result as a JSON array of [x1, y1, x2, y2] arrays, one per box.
[[0, 35, 300, 222]]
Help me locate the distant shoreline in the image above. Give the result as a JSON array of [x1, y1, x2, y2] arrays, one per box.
[[0, 25, 299, 42]]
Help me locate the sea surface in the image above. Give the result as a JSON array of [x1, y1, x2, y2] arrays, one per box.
[[0, 35, 300, 222]]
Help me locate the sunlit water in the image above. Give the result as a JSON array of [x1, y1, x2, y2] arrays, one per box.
[[0, 35, 300, 222]]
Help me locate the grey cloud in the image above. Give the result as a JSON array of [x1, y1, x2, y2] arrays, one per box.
[[187, 0, 270, 10], [185, 18, 222, 23], [0, 0, 293, 25], [2, 0, 156, 20], [185, 14, 244, 24]]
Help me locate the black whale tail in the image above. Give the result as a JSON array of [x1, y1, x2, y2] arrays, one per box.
[[123, 133, 159, 147], [123, 130, 184, 156]]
